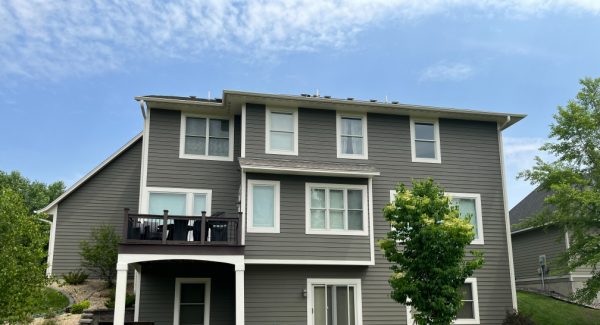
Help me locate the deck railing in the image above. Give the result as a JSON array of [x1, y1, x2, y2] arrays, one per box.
[[122, 208, 242, 246]]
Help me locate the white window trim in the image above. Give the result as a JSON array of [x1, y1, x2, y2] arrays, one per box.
[[306, 278, 363, 325], [265, 106, 298, 155], [336, 112, 368, 159], [173, 278, 211, 325], [305, 183, 369, 236], [141, 186, 212, 216], [406, 277, 480, 325], [179, 113, 234, 161], [247, 180, 280, 233], [446, 192, 484, 245], [410, 117, 441, 164]]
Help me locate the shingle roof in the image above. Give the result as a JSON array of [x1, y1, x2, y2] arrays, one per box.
[[509, 188, 551, 225], [238, 157, 379, 176]]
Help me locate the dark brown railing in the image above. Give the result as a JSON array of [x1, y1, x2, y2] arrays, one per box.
[[122, 208, 242, 246]]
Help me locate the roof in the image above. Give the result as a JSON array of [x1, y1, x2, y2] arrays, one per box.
[[509, 188, 551, 226], [239, 157, 380, 177], [37, 133, 143, 213]]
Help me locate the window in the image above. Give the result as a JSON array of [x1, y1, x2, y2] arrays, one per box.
[[266, 107, 298, 155], [337, 113, 368, 159], [145, 187, 211, 216], [447, 193, 484, 245], [247, 180, 280, 233], [410, 118, 441, 163], [180, 114, 234, 161], [306, 183, 368, 235], [173, 278, 211, 325], [307, 278, 362, 325]]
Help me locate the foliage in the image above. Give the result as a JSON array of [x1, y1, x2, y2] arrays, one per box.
[[0, 170, 65, 214], [80, 225, 119, 286], [62, 269, 89, 285], [502, 309, 536, 325], [378, 179, 484, 325], [70, 300, 90, 314], [0, 189, 49, 323], [518, 77, 600, 304], [104, 289, 135, 309], [517, 291, 600, 325], [42, 320, 58, 325], [33, 288, 69, 316]]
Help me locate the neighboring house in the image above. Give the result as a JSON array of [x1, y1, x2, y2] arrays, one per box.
[[39, 91, 524, 325], [510, 189, 596, 300]]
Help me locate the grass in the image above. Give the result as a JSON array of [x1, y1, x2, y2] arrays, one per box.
[[31, 287, 70, 315], [517, 291, 600, 325]]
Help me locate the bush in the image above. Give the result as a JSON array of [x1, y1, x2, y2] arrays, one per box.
[[104, 289, 135, 309], [503, 310, 536, 325], [80, 225, 119, 286], [70, 300, 90, 314], [62, 269, 89, 285]]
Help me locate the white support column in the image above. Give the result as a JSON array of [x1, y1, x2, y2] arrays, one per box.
[[235, 263, 245, 325], [133, 264, 142, 322], [113, 262, 129, 325]]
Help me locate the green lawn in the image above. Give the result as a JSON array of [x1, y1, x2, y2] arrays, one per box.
[[32, 287, 70, 315], [518, 291, 600, 325]]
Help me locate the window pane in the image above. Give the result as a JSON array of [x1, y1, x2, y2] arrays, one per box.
[[252, 185, 275, 228], [415, 140, 435, 158], [186, 118, 206, 136], [185, 136, 206, 155], [461, 283, 473, 300], [415, 122, 434, 140], [327, 286, 333, 325], [208, 119, 229, 138], [208, 138, 229, 156], [181, 283, 205, 303], [329, 190, 344, 209], [149, 193, 186, 215], [347, 190, 363, 209], [457, 301, 474, 319], [271, 112, 294, 132], [311, 210, 326, 229], [314, 286, 326, 325], [341, 136, 363, 155], [349, 286, 355, 325], [270, 131, 294, 151], [341, 117, 363, 136], [311, 189, 326, 208], [179, 304, 204, 325], [329, 210, 344, 229], [454, 198, 478, 238], [348, 210, 363, 230], [336, 286, 349, 325], [193, 194, 207, 215]]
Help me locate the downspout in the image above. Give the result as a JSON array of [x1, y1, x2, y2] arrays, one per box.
[[498, 115, 511, 131], [139, 99, 147, 119]]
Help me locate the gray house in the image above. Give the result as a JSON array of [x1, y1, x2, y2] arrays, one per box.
[[39, 91, 523, 325]]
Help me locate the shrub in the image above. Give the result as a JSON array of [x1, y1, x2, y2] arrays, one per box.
[[502, 310, 536, 325], [70, 300, 90, 314], [62, 269, 88, 285], [104, 289, 135, 309], [80, 225, 119, 286]]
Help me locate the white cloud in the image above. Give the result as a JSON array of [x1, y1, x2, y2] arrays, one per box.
[[1, 0, 599, 80], [420, 62, 474, 82]]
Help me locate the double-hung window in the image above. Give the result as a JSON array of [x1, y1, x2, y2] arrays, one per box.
[[307, 279, 363, 325], [306, 184, 368, 235], [410, 118, 441, 163], [180, 114, 233, 160], [337, 113, 368, 159], [247, 180, 280, 233], [173, 278, 210, 325], [266, 107, 298, 155], [447, 193, 484, 245]]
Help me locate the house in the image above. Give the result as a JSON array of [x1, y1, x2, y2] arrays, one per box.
[[510, 189, 596, 300], [39, 91, 524, 325]]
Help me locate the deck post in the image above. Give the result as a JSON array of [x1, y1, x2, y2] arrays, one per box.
[[162, 210, 168, 244], [113, 262, 129, 325], [200, 211, 206, 244], [235, 264, 245, 325], [237, 212, 243, 245]]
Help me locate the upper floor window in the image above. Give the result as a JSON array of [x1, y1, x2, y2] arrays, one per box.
[[247, 180, 280, 233], [266, 107, 298, 155], [447, 193, 484, 245], [306, 183, 368, 235], [145, 187, 212, 216], [410, 118, 441, 163], [337, 113, 368, 159], [180, 114, 234, 161]]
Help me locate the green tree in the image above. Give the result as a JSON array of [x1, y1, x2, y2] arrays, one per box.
[[378, 179, 484, 325], [0, 170, 65, 214], [80, 225, 119, 286], [0, 189, 49, 323], [519, 77, 600, 304]]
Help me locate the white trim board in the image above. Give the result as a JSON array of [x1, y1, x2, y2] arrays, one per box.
[[306, 278, 363, 325], [173, 278, 211, 325], [240, 165, 380, 177], [244, 259, 374, 266], [45, 205, 58, 276], [179, 112, 235, 161], [265, 106, 299, 155], [410, 117, 441, 164], [37, 132, 143, 213], [246, 179, 280, 233]]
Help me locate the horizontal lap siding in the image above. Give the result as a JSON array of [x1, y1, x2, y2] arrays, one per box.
[[245, 174, 370, 261], [512, 227, 566, 279], [146, 108, 241, 216], [53, 139, 142, 275]]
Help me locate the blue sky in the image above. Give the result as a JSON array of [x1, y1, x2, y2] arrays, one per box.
[[1, 1, 599, 207]]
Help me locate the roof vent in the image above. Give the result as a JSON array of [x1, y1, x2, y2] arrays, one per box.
[[392, 101, 399, 104], [370, 99, 377, 102], [190, 96, 197, 99], [300, 93, 310, 97], [347, 97, 354, 101], [324, 95, 331, 99], [215, 98, 222, 103]]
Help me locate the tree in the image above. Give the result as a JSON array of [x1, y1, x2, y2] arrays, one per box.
[[0, 189, 49, 323], [0, 170, 65, 214], [80, 225, 119, 286], [519, 77, 600, 304], [378, 179, 484, 325]]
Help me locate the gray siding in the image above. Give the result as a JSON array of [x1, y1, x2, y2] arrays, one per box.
[[138, 261, 235, 325], [512, 227, 566, 279], [146, 108, 241, 216], [53, 139, 142, 275], [244, 173, 371, 261]]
